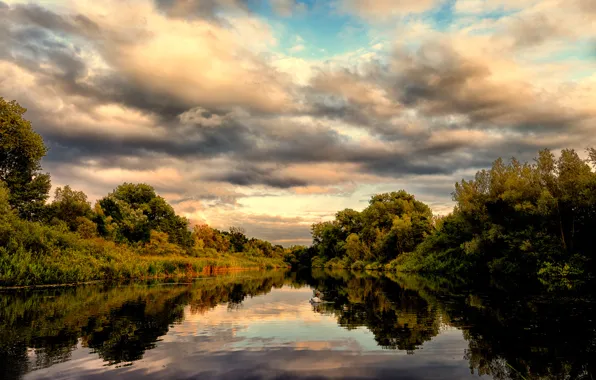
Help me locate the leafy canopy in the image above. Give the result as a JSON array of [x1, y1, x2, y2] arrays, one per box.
[[0, 98, 50, 219]]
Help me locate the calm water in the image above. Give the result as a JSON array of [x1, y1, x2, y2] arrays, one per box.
[[0, 270, 594, 380]]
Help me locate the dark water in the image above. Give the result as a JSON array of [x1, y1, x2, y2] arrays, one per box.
[[0, 270, 594, 380]]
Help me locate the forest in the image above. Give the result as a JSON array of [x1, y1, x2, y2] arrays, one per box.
[[307, 150, 596, 282], [0, 98, 296, 286]]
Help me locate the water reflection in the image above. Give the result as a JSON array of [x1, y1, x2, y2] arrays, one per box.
[[0, 270, 594, 379]]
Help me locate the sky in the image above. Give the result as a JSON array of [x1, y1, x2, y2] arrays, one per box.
[[1, 0, 595, 246]]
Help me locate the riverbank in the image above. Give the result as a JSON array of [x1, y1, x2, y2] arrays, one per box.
[[0, 235, 288, 287], [0, 264, 287, 290]]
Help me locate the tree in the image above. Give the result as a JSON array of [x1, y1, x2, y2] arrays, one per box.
[[336, 209, 363, 236], [229, 226, 248, 253], [0, 181, 13, 220], [405, 148, 596, 278], [310, 191, 434, 266], [311, 221, 345, 259], [0, 98, 51, 219], [48, 185, 93, 231], [345, 233, 366, 262], [97, 183, 192, 247], [191, 224, 230, 253]]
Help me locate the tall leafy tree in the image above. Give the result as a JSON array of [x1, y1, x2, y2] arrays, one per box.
[[0, 98, 51, 219], [97, 183, 192, 247]]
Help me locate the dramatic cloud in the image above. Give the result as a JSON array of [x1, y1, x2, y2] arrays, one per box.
[[1, 0, 595, 244]]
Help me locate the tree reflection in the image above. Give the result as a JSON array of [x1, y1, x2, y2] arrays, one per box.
[[304, 269, 595, 379], [0, 271, 288, 379], [307, 270, 441, 351], [391, 273, 596, 380]]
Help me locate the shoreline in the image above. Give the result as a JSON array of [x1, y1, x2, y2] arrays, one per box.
[[0, 265, 288, 290]]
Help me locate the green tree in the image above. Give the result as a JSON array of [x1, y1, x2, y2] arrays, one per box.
[[48, 185, 93, 232], [403, 148, 596, 278], [228, 226, 248, 253], [311, 221, 345, 259], [97, 183, 192, 247], [310, 191, 433, 266], [0, 98, 51, 219], [191, 224, 230, 253], [360, 191, 433, 261], [345, 233, 367, 262], [0, 181, 13, 221]]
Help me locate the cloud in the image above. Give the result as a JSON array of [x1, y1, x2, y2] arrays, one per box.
[[153, 0, 250, 21], [506, 13, 571, 48], [270, 0, 306, 17], [1, 0, 295, 117], [454, 0, 539, 14], [341, 0, 439, 19], [1, 0, 596, 245], [385, 41, 594, 131]]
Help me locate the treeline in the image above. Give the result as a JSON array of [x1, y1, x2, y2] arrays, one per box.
[[311, 149, 596, 281], [0, 98, 291, 285]]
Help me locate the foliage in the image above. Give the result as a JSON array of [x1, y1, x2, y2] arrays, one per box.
[[0, 196, 288, 286], [0, 98, 51, 220], [398, 148, 596, 279], [311, 190, 433, 268], [310, 148, 596, 282], [47, 185, 93, 232], [365, 262, 383, 271], [311, 256, 326, 268], [282, 245, 314, 268], [97, 183, 192, 247]]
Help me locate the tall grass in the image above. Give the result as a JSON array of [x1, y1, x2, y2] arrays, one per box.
[[0, 214, 287, 287]]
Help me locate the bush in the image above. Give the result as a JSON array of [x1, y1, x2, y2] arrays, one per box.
[[351, 260, 366, 270]]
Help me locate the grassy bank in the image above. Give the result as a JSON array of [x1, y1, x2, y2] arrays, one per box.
[[0, 212, 287, 287], [0, 247, 287, 288], [0, 251, 287, 287]]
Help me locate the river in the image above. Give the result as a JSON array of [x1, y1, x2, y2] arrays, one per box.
[[0, 270, 594, 379]]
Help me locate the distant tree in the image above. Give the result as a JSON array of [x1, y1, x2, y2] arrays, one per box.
[[48, 185, 93, 232], [311, 221, 345, 259], [310, 191, 434, 266], [192, 224, 230, 253], [229, 226, 248, 253], [97, 183, 192, 247], [345, 233, 366, 262], [0, 98, 51, 219]]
